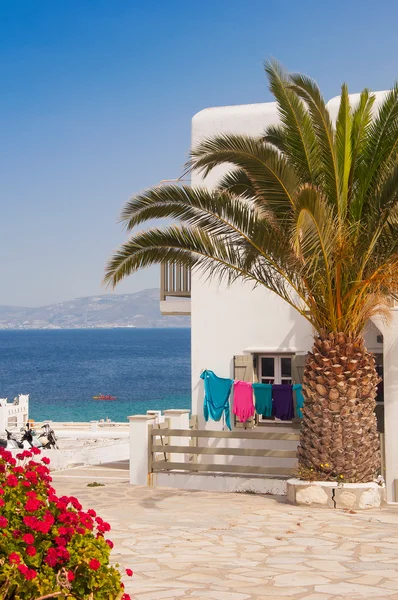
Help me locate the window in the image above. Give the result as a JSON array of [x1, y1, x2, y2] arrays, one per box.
[[258, 355, 293, 385]]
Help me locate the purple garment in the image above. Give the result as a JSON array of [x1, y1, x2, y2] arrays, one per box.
[[272, 384, 294, 420]]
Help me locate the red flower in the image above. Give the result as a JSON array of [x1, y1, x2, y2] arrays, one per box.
[[25, 498, 42, 512], [55, 536, 67, 547], [6, 474, 18, 487], [125, 568, 133, 577], [26, 546, 36, 556], [89, 558, 101, 570], [0, 488, 4, 495], [41, 456, 50, 464], [67, 571, 75, 582], [12, 530, 21, 539], [122, 595, 131, 600], [22, 533, 35, 544], [25, 471, 38, 484], [105, 539, 114, 549], [71, 497, 82, 510], [18, 564, 37, 580], [0, 516, 8, 528], [0, 498, 4, 508], [0, 449, 12, 462], [87, 508, 96, 517], [44, 548, 58, 567], [30, 446, 40, 455], [9, 552, 21, 564]]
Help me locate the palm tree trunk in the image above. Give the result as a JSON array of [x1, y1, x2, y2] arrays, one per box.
[[298, 332, 380, 483]]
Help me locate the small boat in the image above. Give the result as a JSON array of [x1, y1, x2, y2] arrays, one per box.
[[92, 394, 117, 401]]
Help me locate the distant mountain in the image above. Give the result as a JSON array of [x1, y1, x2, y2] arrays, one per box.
[[0, 289, 190, 329]]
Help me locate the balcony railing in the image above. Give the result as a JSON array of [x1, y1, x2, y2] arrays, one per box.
[[160, 263, 191, 301]]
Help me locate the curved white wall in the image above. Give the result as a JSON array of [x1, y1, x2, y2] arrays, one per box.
[[190, 102, 313, 425]]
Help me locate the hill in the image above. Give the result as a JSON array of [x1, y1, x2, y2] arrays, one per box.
[[0, 289, 190, 329]]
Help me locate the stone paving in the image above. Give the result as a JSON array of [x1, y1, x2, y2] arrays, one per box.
[[52, 465, 398, 599]]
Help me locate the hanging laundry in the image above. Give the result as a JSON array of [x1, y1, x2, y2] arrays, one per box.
[[233, 381, 255, 423], [272, 384, 294, 420], [252, 383, 273, 418], [200, 370, 233, 430], [293, 383, 304, 418]]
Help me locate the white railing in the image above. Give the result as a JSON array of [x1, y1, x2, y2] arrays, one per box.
[[0, 394, 29, 433]]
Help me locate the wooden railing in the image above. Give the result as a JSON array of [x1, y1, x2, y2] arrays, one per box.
[[160, 263, 191, 301], [150, 427, 299, 476]]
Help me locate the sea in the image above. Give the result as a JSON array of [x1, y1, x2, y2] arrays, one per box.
[[0, 329, 191, 423]]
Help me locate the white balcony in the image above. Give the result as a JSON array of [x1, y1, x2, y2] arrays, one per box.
[[160, 263, 191, 316]]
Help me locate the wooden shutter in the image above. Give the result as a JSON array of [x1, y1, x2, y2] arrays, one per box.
[[292, 353, 306, 384], [234, 354, 254, 382], [233, 355, 255, 428]]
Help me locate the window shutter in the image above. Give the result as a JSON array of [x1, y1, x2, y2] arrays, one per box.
[[233, 355, 255, 428], [234, 355, 254, 382], [292, 353, 306, 384]]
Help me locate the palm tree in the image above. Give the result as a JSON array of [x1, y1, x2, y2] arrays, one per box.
[[105, 60, 398, 483]]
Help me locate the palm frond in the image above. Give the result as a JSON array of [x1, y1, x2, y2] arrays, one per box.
[[289, 72, 340, 211], [348, 89, 375, 218], [264, 59, 320, 183], [291, 186, 339, 330], [188, 133, 298, 219], [103, 224, 313, 323], [356, 85, 398, 212], [335, 83, 352, 218], [216, 169, 256, 199]]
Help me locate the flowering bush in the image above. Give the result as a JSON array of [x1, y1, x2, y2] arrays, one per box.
[[0, 447, 132, 599]]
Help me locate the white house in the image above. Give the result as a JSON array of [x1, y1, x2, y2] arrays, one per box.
[[158, 93, 398, 503]]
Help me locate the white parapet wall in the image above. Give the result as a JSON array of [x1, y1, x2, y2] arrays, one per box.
[[0, 394, 29, 434]]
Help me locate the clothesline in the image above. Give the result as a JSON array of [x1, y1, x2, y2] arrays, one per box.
[[200, 370, 304, 430]]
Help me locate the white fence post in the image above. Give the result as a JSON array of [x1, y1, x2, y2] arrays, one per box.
[[163, 409, 190, 463], [146, 410, 164, 424], [90, 421, 99, 432], [128, 415, 156, 485], [0, 400, 7, 435]]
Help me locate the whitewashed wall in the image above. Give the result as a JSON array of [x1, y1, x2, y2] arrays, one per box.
[[190, 102, 313, 426]]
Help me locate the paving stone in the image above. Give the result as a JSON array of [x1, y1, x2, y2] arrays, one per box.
[[315, 583, 397, 597], [272, 572, 330, 586], [51, 469, 398, 600]]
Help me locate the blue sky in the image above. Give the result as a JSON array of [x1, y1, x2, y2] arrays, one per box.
[[1, 0, 397, 306]]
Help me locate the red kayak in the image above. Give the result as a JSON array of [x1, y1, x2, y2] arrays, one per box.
[[92, 394, 117, 401]]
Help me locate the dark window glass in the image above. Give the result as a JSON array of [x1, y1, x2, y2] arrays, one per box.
[[281, 357, 292, 378], [261, 357, 274, 378]]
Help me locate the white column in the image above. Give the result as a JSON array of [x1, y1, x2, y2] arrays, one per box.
[[163, 409, 191, 463], [90, 421, 99, 432], [378, 308, 398, 502], [146, 410, 164, 424], [128, 415, 156, 485]]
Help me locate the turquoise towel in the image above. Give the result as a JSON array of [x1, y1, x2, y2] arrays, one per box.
[[200, 370, 233, 430], [293, 384, 304, 418], [252, 383, 273, 418]]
